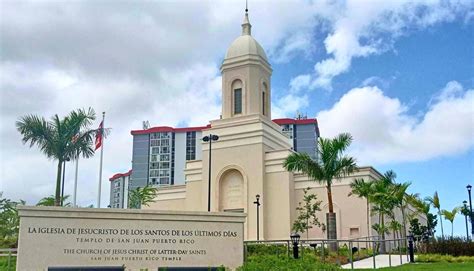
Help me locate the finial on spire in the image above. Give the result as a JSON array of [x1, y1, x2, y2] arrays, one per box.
[[242, 0, 251, 35]]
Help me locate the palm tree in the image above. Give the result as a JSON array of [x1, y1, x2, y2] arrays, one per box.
[[388, 220, 402, 240], [441, 207, 459, 238], [392, 181, 411, 238], [17, 108, 97, 206], [349, 178, 373, 239], [284, 133, 357, 243], [372, 223, 389, 253], [129, 186, 158, 209], [369, 170, 397, 252], [36, 195, 71, 207], [425, 191, 443, 238]]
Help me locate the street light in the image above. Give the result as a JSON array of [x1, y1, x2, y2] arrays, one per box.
[[253, 194, 261, 240], [467, 184, 473, 236], [202, 134, 219, 212], [463, 200, 470, 241], [290, 233, 300, 259], [61, 157, 71, 207]]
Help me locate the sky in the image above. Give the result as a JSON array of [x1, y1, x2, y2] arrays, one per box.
[[0, 0, 473, 237]]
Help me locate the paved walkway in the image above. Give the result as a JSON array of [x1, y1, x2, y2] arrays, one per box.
[[341, 254, 410, 269]]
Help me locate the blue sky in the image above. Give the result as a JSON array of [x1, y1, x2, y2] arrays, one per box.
[[270, 19, 473, 237], [0, 0, 473, 236]]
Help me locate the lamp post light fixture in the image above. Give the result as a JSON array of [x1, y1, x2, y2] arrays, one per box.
[[290, 233, 300, 259], [253, 194, 261, 241], [467, 184, 473, 236], [202, 134, 219, 212], [463, 200, 470, 241]]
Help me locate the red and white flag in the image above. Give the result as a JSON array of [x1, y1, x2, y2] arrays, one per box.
[[71, 132, 80, 144], [95, 121, 103, 150]]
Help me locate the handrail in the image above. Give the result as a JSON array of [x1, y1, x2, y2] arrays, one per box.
[[244, 237, 408, 244], [0, 248, 17, 256]]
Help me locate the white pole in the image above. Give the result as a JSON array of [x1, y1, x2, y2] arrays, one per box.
[[73, 157, 79, 207], [97, 112, 105, 208]]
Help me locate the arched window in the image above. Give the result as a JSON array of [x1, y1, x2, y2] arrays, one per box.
[[232, 80, 243, 115], [262, 82, 268, 116]]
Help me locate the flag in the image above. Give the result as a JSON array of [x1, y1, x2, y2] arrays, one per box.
[[95, 121, 103, 150], [71, 132, 80, 144]]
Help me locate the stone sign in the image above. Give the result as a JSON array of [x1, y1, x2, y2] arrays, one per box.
[[17, 206, 246, 270]]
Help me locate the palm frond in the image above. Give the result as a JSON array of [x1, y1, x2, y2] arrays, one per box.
[[283, 152, 323, 183]]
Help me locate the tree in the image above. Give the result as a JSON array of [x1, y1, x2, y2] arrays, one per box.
[[441, 207, 459, 238], [292, 188, 323, 239], [349, 178, 373, 239], [425, 192, 444, 238], [392, 181, 411, 239], [369, 170, 398, 252], [388, 220, 402, 240], [405, 194, 437, 239], [128, 186, 158, 209], [426, 213, 438, 238], [284, 133, 357, 244], [16, 108, 97, 206], [37, 195, 71, 207], [0, 193, 24, 248], [372, 223, 389, 253]]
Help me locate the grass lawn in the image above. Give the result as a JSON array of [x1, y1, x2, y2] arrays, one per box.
[[0, 256, 16, 271], [359, 262, 474, 271]]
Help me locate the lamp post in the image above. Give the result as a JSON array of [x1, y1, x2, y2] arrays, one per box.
[[253, 194, 261, 240], [408, 234, 415, 263], [467, 185, 473, 236], [463, 200, 470, 241], [60, 157, 71, 206], [202, 134, 219, 212], [290, 233, 300, 259]]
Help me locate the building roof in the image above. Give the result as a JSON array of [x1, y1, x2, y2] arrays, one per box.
[[131, 124, 211, 135], [130, 118, 317, 135], [272, 118, 317, 125], [109, 169, 132, 181]]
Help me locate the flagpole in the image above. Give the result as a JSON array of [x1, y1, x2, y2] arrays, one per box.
[[97, 112, 105, 208], [73, 156, 79, 207]]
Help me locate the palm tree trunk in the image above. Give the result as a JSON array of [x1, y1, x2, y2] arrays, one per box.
[[451, 223, 453, 238], [366, 199, 371, 249], [327, 185, 334, 213], [439, 209, 444, 238], [55, 160, 63, 206], [401, 207, 407, 239], [381, 214, 386, 253], [326, 185, 337, 251]]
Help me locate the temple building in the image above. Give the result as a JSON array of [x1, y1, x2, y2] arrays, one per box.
[[113, 10, 426, 241]]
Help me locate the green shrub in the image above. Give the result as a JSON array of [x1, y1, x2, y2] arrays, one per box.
[[421, 237, 474, 256], [246, 244, 289, 257], [245, 243, 377, 266], [238, 254, 340, 271], [417, 254, 474, 263]]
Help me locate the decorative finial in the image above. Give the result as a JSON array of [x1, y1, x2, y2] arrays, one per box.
[[242, 0, 251, 35]]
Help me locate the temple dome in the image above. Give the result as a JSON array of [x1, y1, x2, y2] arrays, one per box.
[[225, 35, 268, 61], [223, 12, 268, 62]]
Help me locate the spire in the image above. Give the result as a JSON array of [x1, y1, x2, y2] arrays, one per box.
[[242, 1, 251, 36]]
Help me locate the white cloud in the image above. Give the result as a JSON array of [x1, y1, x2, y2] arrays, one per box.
[[272, 93, 309, 119], [300, 0, 473, 89], [0, 0, 472, 206], [0, 61, 222, 206], [317, 81, 474, 164], [289, 74, 311, 93]]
